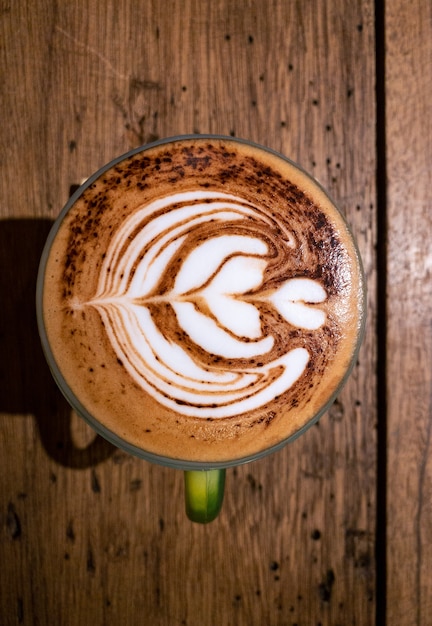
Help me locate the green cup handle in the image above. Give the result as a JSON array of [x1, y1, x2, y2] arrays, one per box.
[[184, 469, 226, 523]]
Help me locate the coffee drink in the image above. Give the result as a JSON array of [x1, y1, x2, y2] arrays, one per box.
[[39, 136, 364, 465]]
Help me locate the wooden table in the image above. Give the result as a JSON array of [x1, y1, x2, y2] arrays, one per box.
[[1, 2, 430, 624]]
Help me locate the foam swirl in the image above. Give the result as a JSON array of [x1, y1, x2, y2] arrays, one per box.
[[86, 190, 327, 418]]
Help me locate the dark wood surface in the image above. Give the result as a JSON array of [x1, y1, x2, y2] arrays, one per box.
[[0, 1, 429, 624]]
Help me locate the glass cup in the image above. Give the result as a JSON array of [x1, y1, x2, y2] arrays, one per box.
[[36, 135, 366, 523]]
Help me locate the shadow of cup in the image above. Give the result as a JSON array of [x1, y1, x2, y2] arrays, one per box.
[[0, 218, 115, 468]]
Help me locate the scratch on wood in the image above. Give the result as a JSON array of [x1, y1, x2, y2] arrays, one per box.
[[87, 546, 96, 574], [91, 469, 101, 493], [56, 26, 128, 80], [6, 502, 21, 540], [66, 519, 75, 542], [17, 597, 24, 623]]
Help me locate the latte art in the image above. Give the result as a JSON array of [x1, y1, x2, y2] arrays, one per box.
[[86, 190, 327, 418], [40, 137, 364, 464]]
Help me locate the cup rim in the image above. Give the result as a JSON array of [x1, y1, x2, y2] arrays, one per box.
[[36, 133, 366, 470]]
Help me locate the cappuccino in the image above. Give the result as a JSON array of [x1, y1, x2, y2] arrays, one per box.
[[39, 137, 364, 465]]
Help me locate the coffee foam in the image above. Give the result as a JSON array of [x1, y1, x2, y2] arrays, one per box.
[[41, 137, 364, 463]]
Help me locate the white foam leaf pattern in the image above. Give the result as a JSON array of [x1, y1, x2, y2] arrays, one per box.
[[86, 191, 328, 418], [173, 235, 268, 295], [268, 278, 327, 330], [172, 301, 274, 359], [201, 255, 268, 339]]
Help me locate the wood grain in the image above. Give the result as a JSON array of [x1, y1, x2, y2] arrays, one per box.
[[386, 0, 432, 623], [0, 1, 376, 624]]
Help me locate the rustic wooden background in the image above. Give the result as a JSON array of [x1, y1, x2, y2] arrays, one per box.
[[0, 1, 430, 624]]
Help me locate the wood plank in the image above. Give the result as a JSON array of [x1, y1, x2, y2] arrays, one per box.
[[386, 0, 432, 623], [0, 1, 377, 624]]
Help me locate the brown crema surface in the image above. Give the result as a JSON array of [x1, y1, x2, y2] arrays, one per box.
[[41, 137, 364, 464]]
